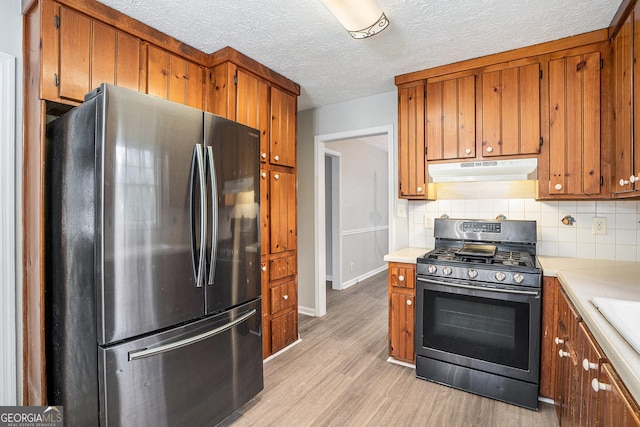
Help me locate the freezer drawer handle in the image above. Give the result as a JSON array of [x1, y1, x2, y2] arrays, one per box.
[[128, 309, 256, 361]]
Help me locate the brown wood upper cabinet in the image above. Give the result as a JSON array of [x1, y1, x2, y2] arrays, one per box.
[[613, 6, 640, 197], [479, 62, 541, 157], [270, 86, 297, 168], [42, 2, 143, 103], [426, 75, 476, 160], [546, 48, 602, 197], [397, 82, 427, 199], [146, 45, 204, 110]]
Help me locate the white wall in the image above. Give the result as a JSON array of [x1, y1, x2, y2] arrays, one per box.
[[325, 138, 389, 285], [297, 91, 409, 312], [0, 0, 23, 406], [409, 199, 640, 261]]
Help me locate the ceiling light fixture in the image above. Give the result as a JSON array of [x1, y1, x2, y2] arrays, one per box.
[[321, 0, 389, 39]]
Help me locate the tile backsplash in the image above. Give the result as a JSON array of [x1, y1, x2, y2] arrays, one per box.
[[408, 199, 640, 261]]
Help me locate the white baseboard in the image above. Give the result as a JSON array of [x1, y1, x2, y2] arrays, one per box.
[[297, 306, 316, 317], [341, 265, 388, 290], [263, 337, 302, 363], [386, 357, 416, 369]]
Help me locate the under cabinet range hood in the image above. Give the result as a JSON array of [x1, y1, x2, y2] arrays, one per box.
[[428, 158, 538, 183]]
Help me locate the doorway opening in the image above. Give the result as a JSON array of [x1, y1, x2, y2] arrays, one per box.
[[314, 125, 393, 316]]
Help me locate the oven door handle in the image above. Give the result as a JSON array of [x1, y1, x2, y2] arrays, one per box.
[[417, 277, 540, 296]]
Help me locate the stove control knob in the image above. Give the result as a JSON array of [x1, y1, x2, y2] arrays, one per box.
[[427, 265, 437, 274], [442, 267, 452, 276], [495, 271, 506, 281], [468, 269, 478, 279], [514, 273, 525, 284]]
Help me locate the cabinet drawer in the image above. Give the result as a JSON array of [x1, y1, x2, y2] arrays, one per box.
[[269, 280, 297, 315], [389, 263, 415, 289], [269, 254, 296, 281]]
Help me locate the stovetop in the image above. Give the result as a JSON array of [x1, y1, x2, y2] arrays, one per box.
[[420, 247, 536, 269]]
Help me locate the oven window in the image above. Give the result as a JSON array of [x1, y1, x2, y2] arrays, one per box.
[[422, 289, 530, 370]]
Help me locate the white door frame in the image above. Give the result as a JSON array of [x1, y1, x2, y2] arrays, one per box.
[[0, 51, 17, 405], [324, 148, 342, 290], [314, 125, 394, 317]]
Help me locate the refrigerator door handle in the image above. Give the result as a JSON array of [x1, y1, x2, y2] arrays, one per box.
[[189, 144, 207, 288], [127, 308, 257, 361], [206, 146, 217, 285]]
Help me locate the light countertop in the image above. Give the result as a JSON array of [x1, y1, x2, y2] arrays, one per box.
[[538, 256, 640, 403], [383, 247, 431, 264]]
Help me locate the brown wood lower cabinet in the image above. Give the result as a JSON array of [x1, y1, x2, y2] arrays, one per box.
[[547, 278, 640, 426], [270, 309, 298, 355], [388, 262, 416, 364]]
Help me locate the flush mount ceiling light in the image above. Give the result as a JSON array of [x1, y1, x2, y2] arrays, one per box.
[[321, 0, 389, 39]]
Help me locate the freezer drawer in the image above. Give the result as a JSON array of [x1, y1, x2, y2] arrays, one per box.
[[98, 299, 263, 426]]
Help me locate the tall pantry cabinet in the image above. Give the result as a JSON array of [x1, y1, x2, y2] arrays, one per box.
[[23, 0, 300, 405]]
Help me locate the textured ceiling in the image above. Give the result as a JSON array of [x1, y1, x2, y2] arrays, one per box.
[[97, 0, 621, 111]]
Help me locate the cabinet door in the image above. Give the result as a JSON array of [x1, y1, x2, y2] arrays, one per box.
[[597, 363, 640, 427], [269, 170, 296, 254], [398, 83, 427, 198], [147, 45, 203, 109], [481, 63, 540, 156], [236, 69, 270, 163], [389, 291, 415, 363], [260, 169, 270, 254], [426, 75, 475, 160], [577, 322, 603, 427], [270, 86, 297, 167], [271, 310, 297, 354], [541, 277, 559, 400], [548, 51, 601, 196], [115, 32, 142, 92], [58, 6, 91, 101]]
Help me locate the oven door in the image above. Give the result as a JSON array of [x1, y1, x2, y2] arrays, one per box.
[[415, 276, 541, 384]]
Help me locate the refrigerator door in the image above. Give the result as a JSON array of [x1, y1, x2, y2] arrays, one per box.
[[204, 114, 261, 314], [96, 85, 206, 345], [99, 299, 263, 426]]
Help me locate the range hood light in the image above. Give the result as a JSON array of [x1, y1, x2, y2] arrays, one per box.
[[321, 0, 389, 39]]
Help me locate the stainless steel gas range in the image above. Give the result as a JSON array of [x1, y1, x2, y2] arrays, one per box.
[[415, 218, 542, 410]]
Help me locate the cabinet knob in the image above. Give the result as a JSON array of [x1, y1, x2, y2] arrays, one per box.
[[283, 294, 288, 300], [261, 172, 267, 178], [261, 152, 267, 159], [620, 178, 630, 186], [558, 349, 570, 358], [274, 173, 280, 180], [591, 378, 611, 393], [465, 148, 472, 155], [582, 358, 598, 371], [398, 275, 405, 282], [416, 186, 423, 193], [631, 175, 639, 183], [274, 155, 280, 162], [406, 299, 412, 306], [554, 337, 564, 345], [486, 146, 493, 153], [261, 265, 267, 272], [555, 183, 563, 191]]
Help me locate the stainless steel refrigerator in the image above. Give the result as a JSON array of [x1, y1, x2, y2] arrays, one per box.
[[45, 84, 263, 426]]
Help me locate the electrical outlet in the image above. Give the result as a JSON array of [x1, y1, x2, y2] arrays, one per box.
[[592, 217, 607, 235], [396, 204, 407, 218], [350, 262, 355, 272], [424, 215, 434, 228]]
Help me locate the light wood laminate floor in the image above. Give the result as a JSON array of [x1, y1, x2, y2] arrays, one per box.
[[222, 271, 558, 426]]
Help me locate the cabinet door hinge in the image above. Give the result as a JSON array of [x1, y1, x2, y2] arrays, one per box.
[[54, 73, 59, 87], [600, 176, 604, 186], [54, 14, 60, 29], [600, 59, 604, 69], [233, 75, 238, 85], [539, 136, 543, 147], [539, 69, 543, 79], [424, 146, 428, 156]]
